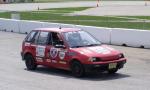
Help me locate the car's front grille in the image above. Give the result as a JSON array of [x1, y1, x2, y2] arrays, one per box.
[[101, 55, 120, 61]]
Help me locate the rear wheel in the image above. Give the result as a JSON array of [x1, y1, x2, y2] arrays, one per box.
[[25, 54, 37, 70], [108, 68, 118, 74], [71, 61, 85, 77]]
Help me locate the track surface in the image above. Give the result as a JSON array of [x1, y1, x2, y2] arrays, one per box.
[[0, 31, 150, 90], [73, 1, 150, 16], [0, 1, 96, 11], [75, 5, 150, 16]]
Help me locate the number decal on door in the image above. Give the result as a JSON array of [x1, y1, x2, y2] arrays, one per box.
[[36, 46, 45, 57]]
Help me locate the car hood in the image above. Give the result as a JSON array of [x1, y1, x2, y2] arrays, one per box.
[[70, 45, 121, 58]]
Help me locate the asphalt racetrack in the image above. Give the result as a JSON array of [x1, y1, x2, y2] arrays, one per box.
[[0, 31, 150, 90], [74, 1, 150, 16]]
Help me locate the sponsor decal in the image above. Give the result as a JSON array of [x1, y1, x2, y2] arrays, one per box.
[[59, 51, 66, 60], [79, 51, 84, 54], [89, 47, 110, 54], [81, 49, 92, 54], [52, 60, 57, 63], [50, 48, 58, 59], [31, 44, 36, 47], [46, 59, 51, 62], [36, 57, 43, 62], [25, 43, 30, 46], [68, 52, 76, 56], [36, 46, 45, 57], [105, 46, 115, 51], [59, 61, 67, 64]]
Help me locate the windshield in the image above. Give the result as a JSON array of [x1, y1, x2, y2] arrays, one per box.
[[63, 30, 101, 48]]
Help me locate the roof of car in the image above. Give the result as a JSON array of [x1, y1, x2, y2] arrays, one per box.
[[33, 28, 81, 33]]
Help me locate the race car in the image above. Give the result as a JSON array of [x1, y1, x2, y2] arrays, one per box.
[[21, 28, 127, 77]]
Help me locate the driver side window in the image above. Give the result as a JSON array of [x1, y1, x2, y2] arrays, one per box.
[[37, 31, 49, 45], [25, 31, 37, 43], [51, 32, 61, 45]]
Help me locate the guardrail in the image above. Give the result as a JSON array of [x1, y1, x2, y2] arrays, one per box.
[[0, 18, 150, 48]]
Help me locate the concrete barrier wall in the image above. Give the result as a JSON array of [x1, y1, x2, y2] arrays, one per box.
[[0, 18, 150, 48], [0, 18, 20, 32], [42, 22, 60, 28], [42, 22, 73, 28], [42, 22, 111, 44], [19, 20, 43, 34], [111, 28, 150, 48], [76, 25, 111, 44]]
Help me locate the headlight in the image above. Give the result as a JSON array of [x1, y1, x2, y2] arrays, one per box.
[[88, 57, 101, 62], [119, 53, 124, 58], [88, 57, 96, 62]]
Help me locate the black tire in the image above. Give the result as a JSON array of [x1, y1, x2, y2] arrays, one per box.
[[25, 54, 37, 70], [108, 68, 118, 74], [71, 61, 85, 77]]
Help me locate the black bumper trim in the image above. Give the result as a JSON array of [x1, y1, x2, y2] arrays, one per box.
[[83, 60, 126, 73], [21, 52, 24, 60]]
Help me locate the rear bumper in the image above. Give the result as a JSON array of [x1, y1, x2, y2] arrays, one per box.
[[83, 59, 126, 73]]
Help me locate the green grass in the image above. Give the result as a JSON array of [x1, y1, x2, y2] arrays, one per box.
[[19, 7, 130, 21], [0, 12, 11, 19], [34, 0, 144, 3], [20, 12, 130, 21], [0, 7, 150, 30], [55, 21, 150, 30], [34, 0, 94, 3], [120, 16, 150, 20]]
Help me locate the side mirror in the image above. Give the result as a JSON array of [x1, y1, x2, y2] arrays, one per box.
[[57, 40, 64, 45], [55, 40, 66, 48], [55, 44, 66, 48]]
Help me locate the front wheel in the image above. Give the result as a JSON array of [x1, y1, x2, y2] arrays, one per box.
[[71, 61, 85, 77], [25, 54, 37, 70]]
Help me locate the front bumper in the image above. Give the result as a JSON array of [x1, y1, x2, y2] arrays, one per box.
[[84, 58, 126, 73]]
